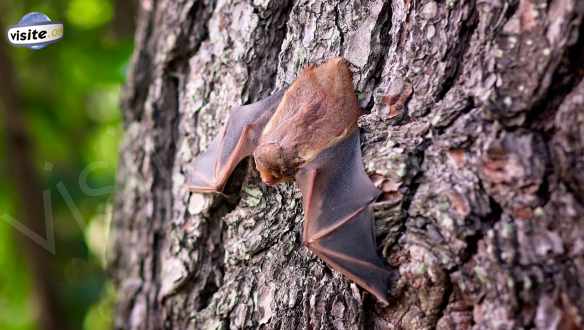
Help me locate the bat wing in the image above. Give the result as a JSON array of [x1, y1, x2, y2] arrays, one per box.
[[295, 131, 391, 304], [187, 90, 285, 192]]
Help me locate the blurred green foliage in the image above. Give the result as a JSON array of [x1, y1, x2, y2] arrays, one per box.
[[0, 0, 133, 329]]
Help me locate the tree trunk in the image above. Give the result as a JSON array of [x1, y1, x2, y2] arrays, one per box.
[[111, 0, 584, 329]]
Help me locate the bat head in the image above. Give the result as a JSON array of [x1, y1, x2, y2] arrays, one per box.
[[253, 142, 301, 185]]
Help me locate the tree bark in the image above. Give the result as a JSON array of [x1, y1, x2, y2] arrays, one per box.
[[111, 0, 584, 329]]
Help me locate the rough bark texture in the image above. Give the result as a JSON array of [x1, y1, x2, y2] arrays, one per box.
[[111, 0, 584, 329]]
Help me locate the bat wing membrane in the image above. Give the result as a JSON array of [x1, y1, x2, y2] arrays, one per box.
[[295, 131, 391, 304], [187, 90, 285, 192]]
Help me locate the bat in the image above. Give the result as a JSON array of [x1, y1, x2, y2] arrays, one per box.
[[187, 57, 391, 304]]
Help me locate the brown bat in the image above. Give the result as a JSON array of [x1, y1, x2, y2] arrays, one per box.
[[187, 58, 391, 303]]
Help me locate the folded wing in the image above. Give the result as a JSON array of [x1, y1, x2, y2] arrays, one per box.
[[295, 131, 391, 303], [187, 90, 285, 192]]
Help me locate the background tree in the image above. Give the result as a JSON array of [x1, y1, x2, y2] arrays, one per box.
[[112, 0, 584, 328], [0, 1, 133, 329]]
